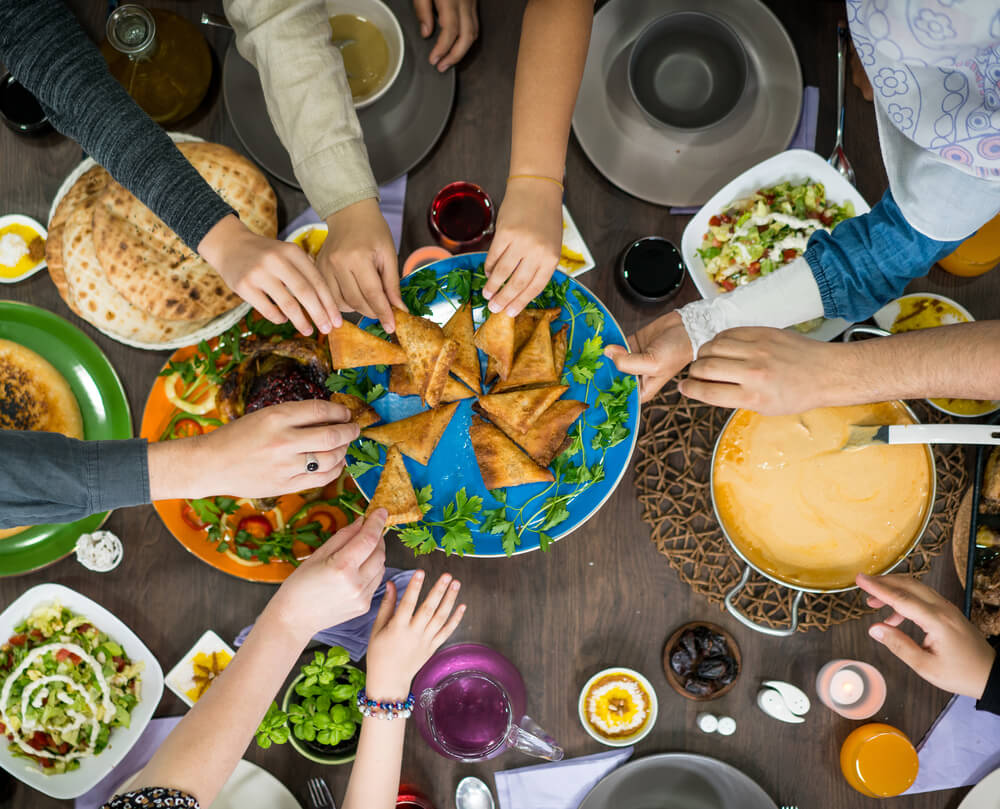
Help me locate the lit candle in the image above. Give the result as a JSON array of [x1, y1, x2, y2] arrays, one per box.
[[830, 667, 865, 707]]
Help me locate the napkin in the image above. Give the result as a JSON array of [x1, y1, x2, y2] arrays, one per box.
[[233, 568, 415, 661], [669, 85, 820, 215], [279, 174, 407, 251], [904, 694, 1000, 794], [75, 716, 183, 809], [494, 747, 634, 809]]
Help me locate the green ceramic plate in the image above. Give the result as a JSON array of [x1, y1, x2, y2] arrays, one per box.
[[0, 302, 132, 575]]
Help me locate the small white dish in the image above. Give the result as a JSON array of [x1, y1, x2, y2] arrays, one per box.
[[0, 583, 163, 799], [165, 629, 236, 708], [284, 222, 328, 250], [681, 149, 871, 343], [329, 0, 405, 110], [578, 667, 658, 748], [0, 213, 47, 283], [560, 204, 596, 277]]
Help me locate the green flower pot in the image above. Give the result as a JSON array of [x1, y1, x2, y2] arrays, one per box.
[[281, 666, 363, 765]]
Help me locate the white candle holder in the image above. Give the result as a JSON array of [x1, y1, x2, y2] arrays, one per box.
[[815, 660, 887, 720]]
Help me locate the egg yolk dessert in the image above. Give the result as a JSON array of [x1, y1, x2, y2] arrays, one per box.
[[0, 223, 44, 279], [713, 403, 933, 590], [584, 673, 651, 740]]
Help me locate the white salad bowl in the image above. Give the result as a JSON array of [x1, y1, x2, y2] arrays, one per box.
[[680, 149, 871, 342], [0, 583, 164, 799]]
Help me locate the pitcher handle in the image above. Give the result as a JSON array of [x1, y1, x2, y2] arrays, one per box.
[[509, 715, 564, 761], [724, 566, 803, 637]]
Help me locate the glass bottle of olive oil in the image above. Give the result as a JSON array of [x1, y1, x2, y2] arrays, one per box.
[[101, 5, 212, 125]]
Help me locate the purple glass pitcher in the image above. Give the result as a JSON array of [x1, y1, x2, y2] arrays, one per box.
[[411, 643, 563, 762]]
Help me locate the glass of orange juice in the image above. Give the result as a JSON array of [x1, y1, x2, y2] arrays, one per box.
[[939, 213, 1000, 277], [840, 723, 919, 797]]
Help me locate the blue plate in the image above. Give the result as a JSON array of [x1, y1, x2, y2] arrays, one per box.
[[349, 253, 640, 556]]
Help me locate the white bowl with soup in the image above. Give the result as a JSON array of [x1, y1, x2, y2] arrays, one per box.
[[329, 0, 404, 109]]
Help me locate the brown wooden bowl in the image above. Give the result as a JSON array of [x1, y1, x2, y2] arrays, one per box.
[[662, 621, 742, 701]]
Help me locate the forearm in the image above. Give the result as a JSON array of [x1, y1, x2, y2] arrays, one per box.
[[822, 322, 1000, 405], [340, 717, 406, 809], [0, 432, 148, 527], [131, 608, 308, 805], [0, 0, 233, 250], [507, 0, 592, 178], [224, 0, 377, 218]]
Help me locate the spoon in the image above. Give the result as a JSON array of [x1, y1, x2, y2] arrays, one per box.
[[456, 776, 495, 809], [842, 423, 1000, 451], [827, 23, 856, 186]]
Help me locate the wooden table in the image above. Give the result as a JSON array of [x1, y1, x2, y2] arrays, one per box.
[[0, 1, 987, 807]]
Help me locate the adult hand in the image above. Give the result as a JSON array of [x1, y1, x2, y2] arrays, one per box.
[[413, 0, 479, 71], [482, 178, 563, 316], [198, 214, 338, 336], [318, 198, 404, 333], [364, 571, 466, 698], [265, 511, 388, 644], [858, 573, 997, 700], [681, 327, 847, 415], [149, 399, 359, 500], [604, 311, 693, 402]]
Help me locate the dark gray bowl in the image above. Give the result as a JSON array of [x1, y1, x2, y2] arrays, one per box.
[[628, 11, 749, 131]]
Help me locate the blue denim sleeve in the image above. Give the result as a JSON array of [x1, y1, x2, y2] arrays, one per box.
[[804, 190, 966, 323]]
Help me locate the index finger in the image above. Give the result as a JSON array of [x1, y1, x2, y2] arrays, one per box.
[[355, 265, 397, 334], [287, 248, 342, 332], [855, 574, 941, 630], [267, 399, 352, 426]]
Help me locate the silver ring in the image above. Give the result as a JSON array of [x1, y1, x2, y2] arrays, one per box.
[[305, 453, 319, 473]]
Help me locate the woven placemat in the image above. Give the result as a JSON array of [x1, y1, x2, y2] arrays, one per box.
[[635, 383, 968, 632]]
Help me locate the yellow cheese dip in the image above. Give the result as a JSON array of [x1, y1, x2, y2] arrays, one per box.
[[713, 403, 933, 590], [0, 223, 45, 279]]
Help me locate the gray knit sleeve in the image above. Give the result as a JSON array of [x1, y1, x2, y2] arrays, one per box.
[[0, 0, 235, 251]]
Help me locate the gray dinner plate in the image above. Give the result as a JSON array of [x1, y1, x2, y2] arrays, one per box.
[[578, 753, 777, 809], [222, 0, 456, 188], [572, 0, 802, 207]]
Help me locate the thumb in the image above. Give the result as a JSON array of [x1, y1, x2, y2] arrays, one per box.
[[604, 344, 661, 375], [869, 622, 927, 672], [371, 580, 397, 636]]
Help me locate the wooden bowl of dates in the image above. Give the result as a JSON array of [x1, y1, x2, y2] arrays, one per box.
[[663, 621, 741, 701]]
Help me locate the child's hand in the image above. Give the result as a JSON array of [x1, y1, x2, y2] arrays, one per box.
[[363, 571, 466, 700], [859, 573, 997, 699]]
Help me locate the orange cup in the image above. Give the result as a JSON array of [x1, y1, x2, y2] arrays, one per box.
[[938, 213, 1000, 277], [840, 723, 919, 797]]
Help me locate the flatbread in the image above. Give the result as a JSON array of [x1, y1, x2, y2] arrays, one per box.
[[442, 302, 481, 393], [328, 321, 407, 369], [46, 166, 110, 316], [485, 308, 559, 383], [491, 316, 558, 392], [389, 364, 474, 402], [365, 445, 423, 526], [474, 312, 515, 381], [476, 385, 568, 433], [362, 402, 459, 465], [0, 339, 82, 436], [92, 142, 276, 321], [475, 399, 587, 467], [62, 203, 210, 343], [469, 417, 554, 489], [329, 393, 380, 429]]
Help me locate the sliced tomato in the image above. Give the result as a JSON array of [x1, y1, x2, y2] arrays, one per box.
[[721, 279, 736, 292], [782, 248, 799, 262], [57, 742, 71, 755], [39, 758, 53, 768], [29, 629, 42, 640], [748, 262, 761, 276], [174, 418, 204, 438], [237, 515, 273, 539], [708, 215, 722, 227], [113, 655, 126, 673], [77, 623, 92, 633], [181, 502, 209, 532], [304, 508, 348, 535], [820, 211, 834, 226], [756, 225, 768, 234], [8, 634, 26, 647], [27, 731, 51, 750], [55, 648, 70, 663]]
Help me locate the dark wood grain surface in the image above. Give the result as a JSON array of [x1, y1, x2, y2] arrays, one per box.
[[0, 1, 987, 807]]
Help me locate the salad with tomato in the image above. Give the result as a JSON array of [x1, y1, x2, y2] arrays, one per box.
[[698, 181, 854, 292], [0, 604, 142, 774]]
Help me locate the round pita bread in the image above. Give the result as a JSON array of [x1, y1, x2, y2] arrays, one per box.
[[92, 141, 277, 321]]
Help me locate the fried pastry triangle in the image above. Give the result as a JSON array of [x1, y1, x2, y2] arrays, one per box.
[[485, 307, 560, 383], [475, 399, 588, 467], [474, 312, 515, 381], [491, 316, 558, 392], [365, 445, 423, 526], [442, 301, 482, 393], [389, 364, 474, 402], [469, 417, 554, 489], [552, 324, 569, 380], [476, 385, 568, 433], [362, 402, 460, 465], [329, 392, 381, 429], [328, 320, 407, 369]]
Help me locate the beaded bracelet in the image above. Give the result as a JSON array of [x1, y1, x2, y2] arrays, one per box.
[[356, 688, 415, 720]]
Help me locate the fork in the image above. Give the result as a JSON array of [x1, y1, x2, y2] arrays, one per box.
[[307, 777, 337, 809]]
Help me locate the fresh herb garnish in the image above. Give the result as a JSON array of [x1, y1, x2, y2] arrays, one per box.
[[326, 369, 386, 404], [399, 486, 481, 556]]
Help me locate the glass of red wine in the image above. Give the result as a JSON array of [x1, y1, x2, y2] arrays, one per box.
[[397, 786, 435, 809], [428, 182, 496, 253]]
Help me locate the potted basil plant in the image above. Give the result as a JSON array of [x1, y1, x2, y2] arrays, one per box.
[[255, 645, 365, 764]]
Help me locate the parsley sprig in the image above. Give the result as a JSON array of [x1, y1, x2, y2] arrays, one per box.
[[398, 487, 482, 556]]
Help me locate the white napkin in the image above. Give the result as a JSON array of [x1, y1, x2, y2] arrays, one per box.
[[494, 747, 633, 809]]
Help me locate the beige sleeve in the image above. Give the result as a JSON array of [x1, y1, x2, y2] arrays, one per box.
[[223, 0, 379, 218]]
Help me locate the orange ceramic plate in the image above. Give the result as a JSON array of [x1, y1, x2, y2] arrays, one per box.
[[140, 342, 360, 583]]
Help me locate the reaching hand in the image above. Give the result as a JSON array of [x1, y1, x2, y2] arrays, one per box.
[[681, 327, 846, 415], [149, 399, 359, 500], [318, 199, 404, 333], [413, 0, 479, 71], [198, 214, 339, 336], [266, 511, 388, 645], [482, 179, 563, 316], [604, 311, 693, 402], [364, 571, 466, 698], [858, 573, 997, 700]]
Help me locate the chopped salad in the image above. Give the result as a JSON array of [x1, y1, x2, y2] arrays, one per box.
[[698, 181, 855, 291], [0, 604, 142, 774]]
